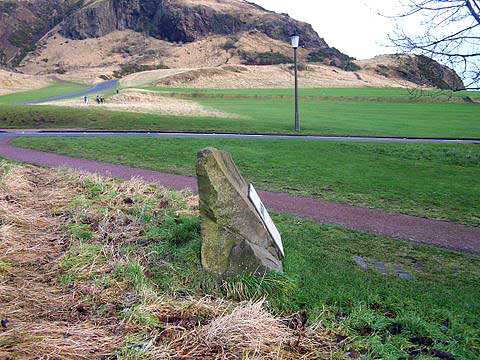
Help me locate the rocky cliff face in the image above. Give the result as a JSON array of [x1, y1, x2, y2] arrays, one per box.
[[0, 0, 80, 65], [60, 0, 328, 49]]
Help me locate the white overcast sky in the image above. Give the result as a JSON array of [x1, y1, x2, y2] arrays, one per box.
[[250, 0, 408, 59]]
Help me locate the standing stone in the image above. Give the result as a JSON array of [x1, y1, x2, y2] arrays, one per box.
[[196, 147, 283, 277]]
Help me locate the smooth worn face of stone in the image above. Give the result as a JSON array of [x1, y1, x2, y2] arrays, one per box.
[[196, 147, 283, 277]]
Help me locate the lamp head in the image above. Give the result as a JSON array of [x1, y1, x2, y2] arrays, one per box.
[[290, 34, 300, 49]]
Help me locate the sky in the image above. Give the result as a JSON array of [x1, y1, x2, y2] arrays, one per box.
[[250, 0, 407, 60]]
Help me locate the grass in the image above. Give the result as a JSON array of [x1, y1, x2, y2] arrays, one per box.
[[0, 82, 88, 105], [14, 136, 480, 226], [115, 209, 480, 358], [2, 160, 479, 358], [194, 96, 480, 138], [274, 214, 480, 359], [0, 85, 479, 137], [142, 86, 480, 99]]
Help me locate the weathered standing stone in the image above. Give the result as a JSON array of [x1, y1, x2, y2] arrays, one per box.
[[196, 147, 283, 277]]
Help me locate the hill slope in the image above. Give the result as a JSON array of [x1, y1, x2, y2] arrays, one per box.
[[0, 0, 465, 90], [60, 0, 327, 49]]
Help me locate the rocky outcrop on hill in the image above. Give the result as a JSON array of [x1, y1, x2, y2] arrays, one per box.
[[0, 0, 79, 66], [60, 0, 328, 49], [358, 54, 465, 91]]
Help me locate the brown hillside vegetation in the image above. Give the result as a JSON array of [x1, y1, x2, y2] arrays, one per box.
[[0, 162, 336, 359], [2, 0, 465, 90], [358, 54, 465, 90], [0, 69, 50, 95], [16, 28, 424, 88], [18, 30, 310, 79], [121, 64, 418, 89]]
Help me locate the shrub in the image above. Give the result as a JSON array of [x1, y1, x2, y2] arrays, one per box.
[[0, 1, 18, 14], [308, 48, 360, 72], [239, 51, 292, 65], [112, 63, 170, 78], [222, 39, 237, 51], [345, 62, 361, 72]]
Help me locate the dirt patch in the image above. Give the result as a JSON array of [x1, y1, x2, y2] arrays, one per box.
[[41, 88, 241, 118]]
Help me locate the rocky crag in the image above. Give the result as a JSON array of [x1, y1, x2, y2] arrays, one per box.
[[358, 54, 465, 91], [61, 0, 327, 49], [0, 0, 82, 65]]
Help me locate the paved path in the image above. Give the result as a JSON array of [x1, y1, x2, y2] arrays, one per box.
[[1, 136, 479, 254], [1, 130, 479, 143], [17, 80, 118, 105]]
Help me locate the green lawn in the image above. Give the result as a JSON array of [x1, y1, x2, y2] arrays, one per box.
[[143, 86, 480, 99], [14, 136, 480, 226], [194, 97, 480, 137], [1, 85, 479, 137], [0, 82, 88, 105]]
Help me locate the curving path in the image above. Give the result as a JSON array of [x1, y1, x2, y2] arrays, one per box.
[[1, 136, 479, 254], [17, 80, 118, 105], [1, 130, 479, 143]]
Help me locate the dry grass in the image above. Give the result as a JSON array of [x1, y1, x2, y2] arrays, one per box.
[[0, 163, 123, 358], [40, 88, 241, 118], [0, 69, 50, 95], [0, 162, 337, 359], [159, 300, 336, 359], [154, 63, 416, 89], [120, 68, 192, 87], [201, 300, 291, 355]]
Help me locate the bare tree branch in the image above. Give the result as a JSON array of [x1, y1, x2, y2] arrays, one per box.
[[388, 0, 480, 90]]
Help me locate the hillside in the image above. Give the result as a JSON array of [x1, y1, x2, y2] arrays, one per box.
[[358, 54, 465, 91], [0, 0, 82, 66], [1, 0, 332, 67], [0, 0, 465, 90], [0, 69, 50, 95]]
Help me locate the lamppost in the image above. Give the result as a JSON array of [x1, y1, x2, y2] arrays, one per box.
[[291, 34, 300, 132]]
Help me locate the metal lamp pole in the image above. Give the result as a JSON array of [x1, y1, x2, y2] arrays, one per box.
[[291, 35, 300, 132]]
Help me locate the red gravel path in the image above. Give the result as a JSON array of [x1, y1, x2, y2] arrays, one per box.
[[1, 136, 479, 254]]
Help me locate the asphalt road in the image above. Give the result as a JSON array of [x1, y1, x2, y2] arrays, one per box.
[[17, 80, 118, 105], [0, 130, 479, 143]]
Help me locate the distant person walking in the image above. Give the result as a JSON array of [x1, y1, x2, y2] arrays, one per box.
[[116, 88, 120, 95], [83, 96, 89, 105], [96, 95, 100, 104]]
